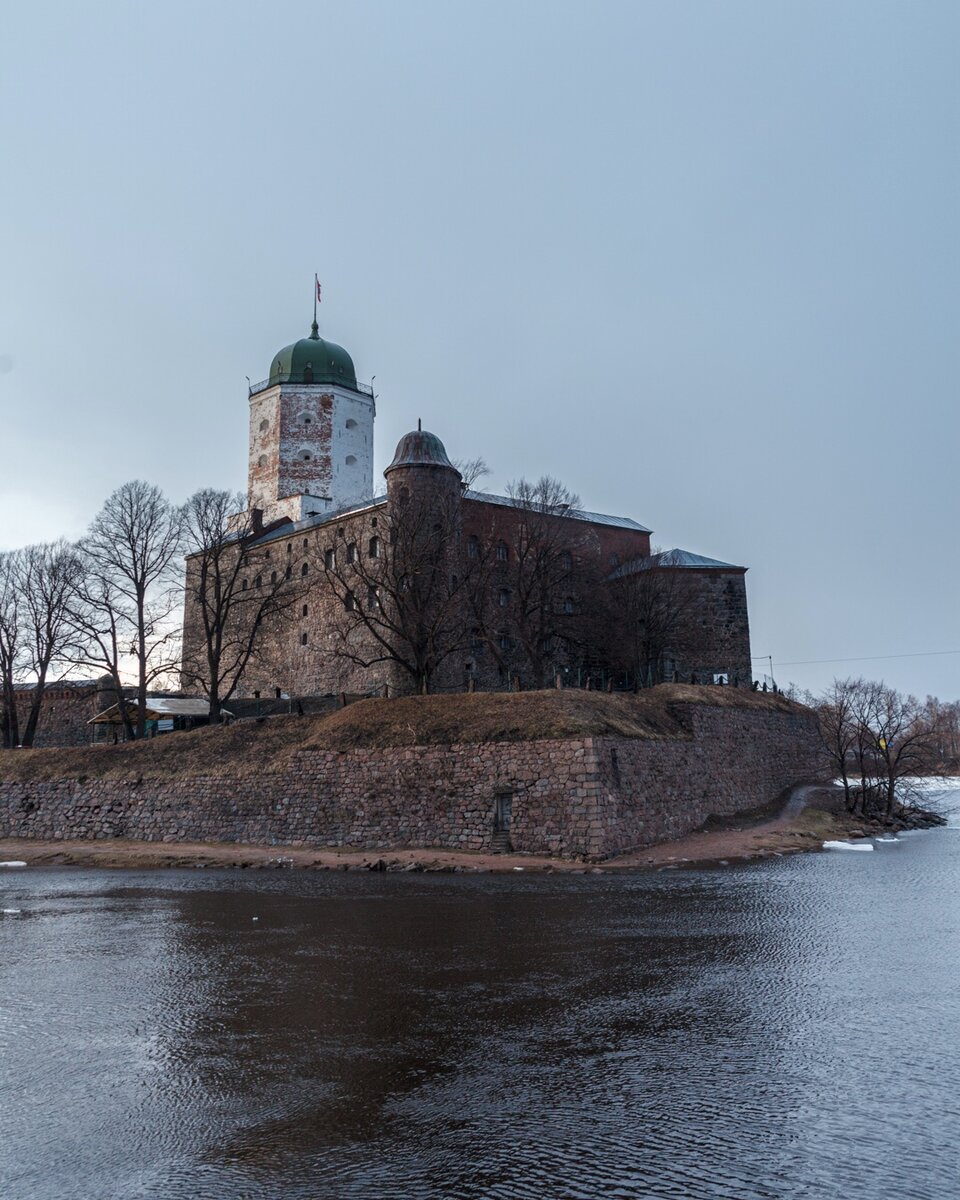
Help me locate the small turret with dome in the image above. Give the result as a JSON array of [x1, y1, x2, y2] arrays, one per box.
[[385, 423, 461, 478]]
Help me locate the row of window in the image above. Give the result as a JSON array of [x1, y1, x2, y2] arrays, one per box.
[[258, 417, 361, 432], [465, 538, 576, 571], [256, 453, 359, 467], [241, 562, 310, 590], [323, 537, 380, 568]]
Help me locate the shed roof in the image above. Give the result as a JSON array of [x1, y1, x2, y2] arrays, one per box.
[[89, 698, 230, 725]]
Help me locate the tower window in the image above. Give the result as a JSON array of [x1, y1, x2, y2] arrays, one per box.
[[285, 565, 292, 580], [241, 579, 248, 591], [303, 365, 314, 383], [302, 605, 308, 617], [498, 633, 512, 652], [563, 596, 575, 614], [345, 455, 357, 466], [255, 575, 262, 589], [498, 588, 510, 607], [270, 570, 277, 584], [368, 536, 380, 558], [345, 418, 357, 429], [345, 593, 358, 611], [324, 548, 335, 569], [301, 632, 308, 645], [561, 551, 572, 571], [467, 535, 479, 558], [257, 454, 268, 467], [347, 542, 358, 563], [259, 419, 269, 432], [301, 452, 312, 462], [496, 541, 509, 562], [367, 586, 380, 610], [301, 563, 309, 577]]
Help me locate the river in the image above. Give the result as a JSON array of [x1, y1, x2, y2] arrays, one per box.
[[2, 781, 959, 1200]]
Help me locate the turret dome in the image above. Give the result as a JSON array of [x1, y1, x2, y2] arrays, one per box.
[[385, 427, 460, 477], [268, 321, 358, 389]]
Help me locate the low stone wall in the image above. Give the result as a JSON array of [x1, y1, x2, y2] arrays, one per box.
[[0, 702, 829, 859]]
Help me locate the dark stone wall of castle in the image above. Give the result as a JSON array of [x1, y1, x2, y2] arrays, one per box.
[[14, 686, 99, 749], [670, 570, 753, 685], [0, 702, 829, 859]]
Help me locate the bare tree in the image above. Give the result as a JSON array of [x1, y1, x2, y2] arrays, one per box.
[[0, 551, 21, 749], [453, 457, 491, 490], [15, 541, 82, 747], [75, 481, 183, 737], [815, 677, 863, 810], [471, 476, 593, 689], [320, 490, 473, 695], [179, 489, 305, 721]]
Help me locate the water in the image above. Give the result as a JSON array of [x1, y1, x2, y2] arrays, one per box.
[[2, 783, 959, 1200]]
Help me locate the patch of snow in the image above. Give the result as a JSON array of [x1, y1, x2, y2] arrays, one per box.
[[823, 841, 874, 852], [0, 861, 27, 868]]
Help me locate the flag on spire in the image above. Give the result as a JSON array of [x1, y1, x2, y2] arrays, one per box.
[[316, 277, 322, 304]]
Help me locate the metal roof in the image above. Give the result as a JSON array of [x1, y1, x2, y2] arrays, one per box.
[[464, 491, 652, 533], [89, 698, 230, 725], [611, 547, 745, 578]]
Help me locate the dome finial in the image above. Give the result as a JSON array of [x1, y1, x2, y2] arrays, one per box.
[[310, 273, 321, 339], [309, 319, 320, 340]]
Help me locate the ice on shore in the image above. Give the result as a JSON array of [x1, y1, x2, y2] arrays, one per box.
[[0, 861, 27, 868], [823, 841, 874, 852]]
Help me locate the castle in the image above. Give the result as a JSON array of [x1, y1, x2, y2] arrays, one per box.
[[181, 317, 752, 700]]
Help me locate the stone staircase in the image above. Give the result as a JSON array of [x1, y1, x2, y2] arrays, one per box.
[[490, 830, 513, 854]]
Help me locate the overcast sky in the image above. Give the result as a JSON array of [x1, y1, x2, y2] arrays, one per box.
[[1, 1, 957, 699]]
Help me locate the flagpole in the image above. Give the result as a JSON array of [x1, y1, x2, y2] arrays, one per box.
[[313, 273, 318, 327]]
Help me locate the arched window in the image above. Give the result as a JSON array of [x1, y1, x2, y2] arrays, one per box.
[[467, 535, 479, 558], [257, 454, 267, 467], [301, 562, 309, 577], [324, 548, 335, 569], [302, 605, 308, 617], [367, 586, 380, 610], [561, 551, 573, 571], [345, 418, 357, 429], [303, 364, 314, 384], [259, 419, 269, 432], [270, 570, 277, 585], [563, 596, 575, 614], [496, 541, 509, 562], [498, 632, 512, 652], [241, 579, 248, 591], [255, 575, 262, 589], [347, 542, 358, 564], [368, 536, 380, 558], [285, 565, 292, 580], [345, 455, 357, 466], [301, 632, 309, 645], [498, 588, 510, 608], [345, 593, 358, 611]]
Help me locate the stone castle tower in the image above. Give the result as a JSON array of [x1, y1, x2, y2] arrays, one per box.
[[246, 320, 374, 525]]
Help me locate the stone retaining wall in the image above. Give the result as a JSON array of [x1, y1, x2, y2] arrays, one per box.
[[0, 702, 829, 859]]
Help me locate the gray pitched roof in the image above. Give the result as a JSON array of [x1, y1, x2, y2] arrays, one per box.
[[464, 491, 652, 533], [611, 547, 745, 578]]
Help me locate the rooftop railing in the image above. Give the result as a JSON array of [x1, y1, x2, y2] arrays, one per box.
[[248, 374, 374, 398]]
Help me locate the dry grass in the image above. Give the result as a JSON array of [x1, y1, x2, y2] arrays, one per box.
[[0, 685, 801, 783]]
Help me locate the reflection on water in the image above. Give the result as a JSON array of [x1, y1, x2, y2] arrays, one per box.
[[2, 785, 959, 1200]]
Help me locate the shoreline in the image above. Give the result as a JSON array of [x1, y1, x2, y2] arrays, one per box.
[[2, 787, 940, 874]]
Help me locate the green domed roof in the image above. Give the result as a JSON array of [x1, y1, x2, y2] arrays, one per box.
[[268, 321, 357, 389]]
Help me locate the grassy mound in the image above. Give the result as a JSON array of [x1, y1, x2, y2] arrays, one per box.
[[0, 685, 800, 782]]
